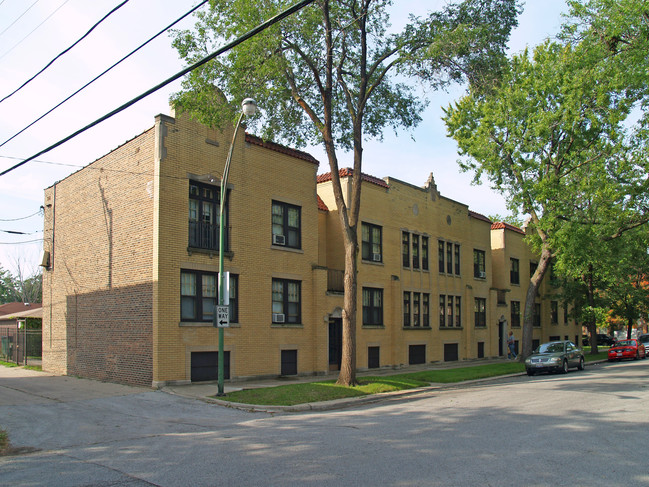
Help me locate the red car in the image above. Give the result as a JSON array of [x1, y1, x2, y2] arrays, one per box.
[[607, 339, 646, 361]]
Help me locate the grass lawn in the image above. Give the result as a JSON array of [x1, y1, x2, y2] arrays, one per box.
[[220, 362, 526, 406]]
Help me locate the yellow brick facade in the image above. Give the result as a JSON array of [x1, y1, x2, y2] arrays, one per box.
[[41, 108, 581, 388]]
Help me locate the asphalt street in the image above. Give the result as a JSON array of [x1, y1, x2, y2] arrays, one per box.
[[1, 360, 648, 486]]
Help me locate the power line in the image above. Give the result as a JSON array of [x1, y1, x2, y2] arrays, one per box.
[[0, 0, 130, 104], [0, 0, 208, 149], [0, 0, 316, 178], [0, 0, 71, 62], [0, 209, 42, 222], [0, 0, 39, 38]]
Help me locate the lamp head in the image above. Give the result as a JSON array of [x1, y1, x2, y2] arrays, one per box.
[[241, 98, 257, 117]]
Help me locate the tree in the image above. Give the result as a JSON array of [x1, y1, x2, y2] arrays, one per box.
[[0, 265, 18, 304], [444, 26, 647, 358], [172, 0, 520, 385]]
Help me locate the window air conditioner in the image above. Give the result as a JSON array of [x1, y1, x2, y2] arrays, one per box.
[[372, 253, 381, 262], [273, 313, 285, 323], [479, 271, 486, 278], [273, 234, 286, 245]]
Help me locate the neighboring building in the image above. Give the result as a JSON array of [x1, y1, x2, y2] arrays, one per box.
[[0, 303, 42, 364], [41, 107, 580, 388]]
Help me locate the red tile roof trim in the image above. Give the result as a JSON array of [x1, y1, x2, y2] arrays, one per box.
[[245, 133, 319, 165], [491, 221, 525, 234], [317, 168, 389, 188], [317, 195, 329, 211], [468, 210, 492, 223]]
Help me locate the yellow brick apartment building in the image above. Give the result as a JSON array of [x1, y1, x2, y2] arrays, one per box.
[[41, 108, 581, 387]]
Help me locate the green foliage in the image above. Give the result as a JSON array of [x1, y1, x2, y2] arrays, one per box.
[[171, 0, 520, 149], [0, 266, 18, 304], [0, 265, 41, 305]]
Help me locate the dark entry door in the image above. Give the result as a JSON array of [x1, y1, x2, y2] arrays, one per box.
[[329, 318, 342, 371], [499, 321, 505, 356]]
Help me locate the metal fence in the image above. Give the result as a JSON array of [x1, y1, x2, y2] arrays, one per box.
[[0, 325, 42, 366]]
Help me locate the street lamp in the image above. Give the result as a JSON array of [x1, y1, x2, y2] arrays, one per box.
[[216, 98, 257, 396]]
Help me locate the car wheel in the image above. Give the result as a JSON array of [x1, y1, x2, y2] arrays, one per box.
[[577, 357, 585, 371], [526, 369, 534, 376], [561, 359, 569, 374]]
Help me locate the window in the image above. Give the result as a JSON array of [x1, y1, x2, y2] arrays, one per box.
[[439, 295, 446, 327], [188, 181, 226, 251], [422, 237, 429, 271], [551, 301, 558, 324], [438, 240, 460, 275], [511, 301, 521, 327], [473, 249, 486, 278], [272, 279, 301, 324], [404, 292, 429, 327], [438, 240, 445, 272], [362, 223, 382, 262], [272, 201, 301, 248], [413, 292, 421, 326], [423, 293, 430, 327], [181, 270, 238, 322], [533, 303, 541, 327], [564, 305, 569, 324], [510, 258, 520, 285], [402, 232, 410, 267], [412, 234, 420, 269], [530, 261, 538, 279], [363, 287, 383, 325], [439, 295, 461, 328], [403, 292, 411, 326], [474, 297, 486, 327]]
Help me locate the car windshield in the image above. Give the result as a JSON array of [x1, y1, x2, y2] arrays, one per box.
[[537, 342, 565, 354], [616, 340, 635, 347], [638, 336, 649, 344]]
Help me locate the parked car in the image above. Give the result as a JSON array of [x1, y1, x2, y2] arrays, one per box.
[[607, 339, 646, 361], [582, 333, 616, 346], [525, 340, 585, 376], [638, 334, 649, 350]]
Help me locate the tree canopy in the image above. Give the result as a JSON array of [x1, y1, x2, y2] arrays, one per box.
[[443, 0, 649, 357], [172, 0, 520, 384]]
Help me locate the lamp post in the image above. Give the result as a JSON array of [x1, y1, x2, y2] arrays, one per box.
[[216, 98, 257, 396]]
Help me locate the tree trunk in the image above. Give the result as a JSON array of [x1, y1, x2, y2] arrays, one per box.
[[337, 235, 358, 386], [521, 245, 552, 359]]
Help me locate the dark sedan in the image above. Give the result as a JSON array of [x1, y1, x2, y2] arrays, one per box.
[[525, 340, 585, 376]]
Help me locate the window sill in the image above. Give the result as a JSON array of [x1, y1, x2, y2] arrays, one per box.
[[403, 326, 432, 330], [439, 326, 463, 330], [187, 247, 234, 260], [362, 259, 384, 266], [271, 245, 304, 254], [362, 324, 385, 329], [271, 323, 303, 328]]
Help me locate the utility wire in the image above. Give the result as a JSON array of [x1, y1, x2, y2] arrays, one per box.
[[0, 0, 71, 62], [0, 0, 316, 178], [0, 0, 130, 104], [0, 0, 39, 38], [0, 209, 42, 221], [0, 0, 208, 149]]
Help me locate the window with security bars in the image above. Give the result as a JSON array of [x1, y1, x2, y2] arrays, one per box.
[[474, 297, 486, 327], [188, 182, 227, 251]]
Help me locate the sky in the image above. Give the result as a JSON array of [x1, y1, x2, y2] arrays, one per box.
[[0, 0, 568, 277]]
